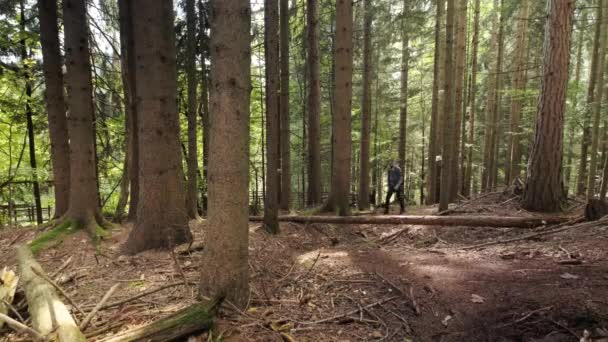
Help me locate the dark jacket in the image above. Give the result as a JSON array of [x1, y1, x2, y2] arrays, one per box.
[[388, 165, 402, 189]]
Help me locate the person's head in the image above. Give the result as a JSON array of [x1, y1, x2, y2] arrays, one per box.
[[391, 159, 399, 167]]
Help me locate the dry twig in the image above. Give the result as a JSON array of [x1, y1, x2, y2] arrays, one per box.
[[79, 283, 120, 330], [0, 312, 45, 341]]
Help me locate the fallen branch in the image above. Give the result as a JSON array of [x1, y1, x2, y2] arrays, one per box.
[[437, 191, 500, 216], [17, 245, 86, 341], [0, 267, 19, 330], [50, 256, 73, 280], [100, 281, 190, 310], [299, 296, 398, 325], [79, 283, 120, 330], [0, 312, 46, 342], [249, 214, 566, 228], [99, 301, 217, 342], [460, 216, 595, 250], [31, 265, 86, 317]]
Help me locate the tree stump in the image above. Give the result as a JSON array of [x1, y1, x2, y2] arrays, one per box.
[[585, 199, 608, 221]]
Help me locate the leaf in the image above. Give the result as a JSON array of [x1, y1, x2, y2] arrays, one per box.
[[471, 294, 485, 303], [442, 315, 452, 326], [270, 321, 293, 332]]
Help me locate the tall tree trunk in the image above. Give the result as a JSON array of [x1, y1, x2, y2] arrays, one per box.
[[62, 0, 107, 234], [586, 2, 607, 199], [505, 0, 530, 185], [114, 0, 134, 221], [20, 1, 42, 224], [306, 0, 322, 206], [186, 0, 199, 218], [463, 0, 480, 197], [264, 0, 280, 233], [522, 0, 574, 212], [123, 0, 192, 253], [199, 0, 210, 214], [324, 0, 353, 216], [280, 0, 291, 211], [426, 0, 444, 205], [439, 0, 455, 212], [37, 0, 70, 219], [398, 0, 409, 204], [451, 0, 466, 199], [358, 0, 372, 210], [577, 0, 603, 196], [199, 0, 251, 309]]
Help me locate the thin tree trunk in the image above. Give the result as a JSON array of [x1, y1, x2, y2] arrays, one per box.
[[199, 0, 251, 309], [586, 2, 607, 199], [439, 0, 455, 212], [358, 0, 372, 210], [123, 0, 193, 253], [451, 0, 466, 199], [198, 0, 210, 214], [577, 0, 603, 196], [307, 0, 322, 206], [522, 0, 574, 212], [398, 0, 409, 204], [426, 0, 444, 205], [186, 0, 199, 219], [506, 0, 530, 185], [264, 0, 280, 233], [280, 0, 291, 211], [463, 0, 480, 197], [37, 0, 70, 219]]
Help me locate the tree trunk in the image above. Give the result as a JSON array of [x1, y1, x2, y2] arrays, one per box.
[[439, 0, 455, 212], [123, 0, 192, 254], [426, 0, 444, 205], [307, 0, 322, 206], [249, 214, 566, 228], [358, 0, 372, 211], [264, 0, 280, 233], [576, 1, 602, 196], [324, 0, 353, 216], [398, 0, 409, 205], [199, 0, 210, 214], [451, 0, 466, 200], [199, 0, 251, 309], [186, 0, 199, 219], [37, 0, 70, 219], [586, 2, 607, 199], [280, 0, 291, 211], [463, 0, 480, 197], [505, 0, 530, 185], [17, 246, 86, 341], [522, 0, 574, 212], [63, 0, 107, 234]]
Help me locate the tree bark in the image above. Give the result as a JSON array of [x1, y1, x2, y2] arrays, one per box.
[[123, 0, 192, 253], [358, 0, 372, 211], [199, 0, 210, 214], [199, 0, 251, 309], [505, 0, 530, 185], [324, 0, 353, 216], [63, 0, 107, 234], [451, 0, 467, 200], [426, 0, 444, 205], [264, 0, 280, 233], [439, 0, 455, 212], [280, 0, 291, 211], [522, 0, 574, 212], [249, 214, 566, 228], [307, 0, 322, 206], [462, 0, 480, 197], [577, 0, 603, 196], [37, 0, 70, 219], [186, 0, 199, 219], [17, 246, 86, 341], [586, 2, 607, 199]]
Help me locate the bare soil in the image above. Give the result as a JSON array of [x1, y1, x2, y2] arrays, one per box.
[[0, 193, 607, 342]]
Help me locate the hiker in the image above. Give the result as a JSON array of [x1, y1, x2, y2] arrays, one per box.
[[385, 161, 405, 214]]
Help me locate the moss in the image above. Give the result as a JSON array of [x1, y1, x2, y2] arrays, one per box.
[[29, 220, 75, 254]]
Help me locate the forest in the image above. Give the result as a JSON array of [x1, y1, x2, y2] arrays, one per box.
[[0, 0, 607, 341]]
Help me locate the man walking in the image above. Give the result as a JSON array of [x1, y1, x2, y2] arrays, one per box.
[[385, 161, 405, 214]]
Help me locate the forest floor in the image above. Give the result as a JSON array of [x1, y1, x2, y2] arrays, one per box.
[[1, 191, 607, 342]]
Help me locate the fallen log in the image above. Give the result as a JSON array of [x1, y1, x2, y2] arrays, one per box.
[[99, 301, 216, 342], [16, 245, 86, 341], [249, 215, 568, 228], [0, 267, 19, 330]]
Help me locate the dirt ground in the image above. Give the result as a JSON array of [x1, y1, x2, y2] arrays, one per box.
[[1, 192, 607, 342]]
